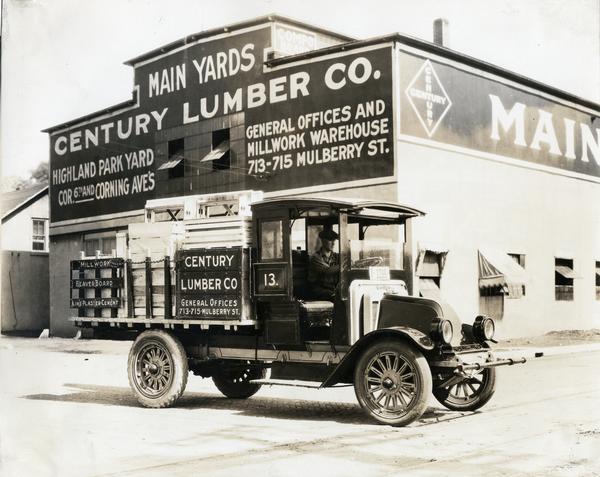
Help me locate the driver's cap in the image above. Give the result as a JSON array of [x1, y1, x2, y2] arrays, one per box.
[[319, 229, 339, 240]]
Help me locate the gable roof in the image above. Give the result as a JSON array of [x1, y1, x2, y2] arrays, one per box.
[[1, 184, 49, 223]]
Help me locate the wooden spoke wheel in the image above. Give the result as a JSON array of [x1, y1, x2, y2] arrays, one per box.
[[354, 339, 432, 426], [128, 330, 188, 408], [433, 367, 496, 412]]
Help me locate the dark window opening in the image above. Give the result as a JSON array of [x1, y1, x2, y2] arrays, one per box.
[[595, 261, 600, 301], [198, 129, 231, 170], [212, 128, 230, 171], [479, 286, 505, 319], [508, 253, 526, 268], [508, 253, 526, 295], [418, 251, 443, 279], [555, 258, 574, 301], [168, 138, 185, 179], [417, 250, 446, 297], [83, 235, 116, 257]]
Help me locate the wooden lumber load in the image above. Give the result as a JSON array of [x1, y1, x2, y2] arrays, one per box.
[[129, 190, 260, 324], [128, 222, 184, 319], [71, 190, 261, 328]]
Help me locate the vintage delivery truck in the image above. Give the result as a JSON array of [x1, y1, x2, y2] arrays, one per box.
[[70, 190, 533, 426]]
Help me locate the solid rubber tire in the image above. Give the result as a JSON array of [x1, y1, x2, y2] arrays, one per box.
[[212, 361, 266, 399], [127, 330, 188, 408], [354, 339, 432, 427], [433, 367, 497, 412]]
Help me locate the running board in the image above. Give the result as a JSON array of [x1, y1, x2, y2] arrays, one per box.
[[250, 378, 352, 389]]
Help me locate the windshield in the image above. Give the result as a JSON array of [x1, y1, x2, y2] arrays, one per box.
[[347, 219, 405, 270]]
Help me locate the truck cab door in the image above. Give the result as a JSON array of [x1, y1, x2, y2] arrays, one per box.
[[253, 215, 291, 299], [252, 214, 301, 344]]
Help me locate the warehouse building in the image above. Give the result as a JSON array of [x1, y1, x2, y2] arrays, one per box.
[[44, 15, 600, 337]]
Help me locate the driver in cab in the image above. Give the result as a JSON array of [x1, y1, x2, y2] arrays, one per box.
[[307, 228, 340, 301]]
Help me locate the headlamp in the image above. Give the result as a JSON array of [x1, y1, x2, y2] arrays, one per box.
[[430, 318, 453, 345], [473, 315, 495, 341]]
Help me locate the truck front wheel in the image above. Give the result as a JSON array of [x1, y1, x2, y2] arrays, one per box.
[[127, 330, 188, 408], [433, 367, 496, 411], [354, 339, 432, 426], [212, 361, 266, 399]]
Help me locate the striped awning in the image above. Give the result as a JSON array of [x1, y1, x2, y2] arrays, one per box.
[[200, 140, 229, 162], [478, 248, 527, 298]]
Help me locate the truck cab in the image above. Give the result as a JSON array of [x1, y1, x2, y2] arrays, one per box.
[[250, 196, 422, 348]]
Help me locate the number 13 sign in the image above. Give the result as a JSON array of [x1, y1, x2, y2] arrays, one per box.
[[254, 263, 288, 296]]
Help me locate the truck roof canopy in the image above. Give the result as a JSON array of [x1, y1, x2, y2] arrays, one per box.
[[251, 196, 425, 219]]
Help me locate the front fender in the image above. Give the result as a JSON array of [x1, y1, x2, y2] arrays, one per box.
[[321, 327, 434, 387]]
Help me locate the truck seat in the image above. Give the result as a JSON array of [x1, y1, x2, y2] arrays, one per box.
[[299, 300, 333, 341]]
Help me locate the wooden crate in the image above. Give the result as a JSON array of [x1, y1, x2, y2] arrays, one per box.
[[183, 216, 252, 249]]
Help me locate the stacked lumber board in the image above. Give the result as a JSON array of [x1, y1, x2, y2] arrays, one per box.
[[182, 215, 252, 249], [128, 222, 184, 318], [125, 216, 253, 320]]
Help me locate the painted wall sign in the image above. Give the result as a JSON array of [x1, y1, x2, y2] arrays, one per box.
[[71, 258, 124, 269], [71, 278, 123, 289], [176, 248, 244, 319], [48, 25, 393, 223], [70, 297, 121, 308], [49, 28, 272, 223], [244, 46, 394, 191], [273, 24, 317, 56], [400, 53, 600, 178]]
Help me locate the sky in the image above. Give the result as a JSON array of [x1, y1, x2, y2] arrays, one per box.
[[1, 0, 599, 179]]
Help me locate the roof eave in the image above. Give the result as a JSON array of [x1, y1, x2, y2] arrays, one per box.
[[1, 186, 49, 223], [42, 93, 138, 134], [266, 33, 600, 113]]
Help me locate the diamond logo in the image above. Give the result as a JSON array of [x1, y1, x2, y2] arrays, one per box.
[[405, 60, 452, 137]]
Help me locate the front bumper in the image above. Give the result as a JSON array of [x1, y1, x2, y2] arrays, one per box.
[[430, 346, 542, 371]]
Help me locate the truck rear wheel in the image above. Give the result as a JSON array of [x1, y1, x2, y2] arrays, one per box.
[[354, 339, 432, 426], [212, 361, 265, 399], [127, 330, 188, 408]]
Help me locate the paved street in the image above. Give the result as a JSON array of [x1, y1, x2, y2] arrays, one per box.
[[1, 337, 599, 477]]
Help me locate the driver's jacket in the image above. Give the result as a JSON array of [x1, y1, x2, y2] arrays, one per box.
[[307, 249, 340, 300]]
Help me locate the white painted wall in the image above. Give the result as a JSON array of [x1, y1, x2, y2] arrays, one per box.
[[1, 195, 50, 252], [396, 141, 600, 337]]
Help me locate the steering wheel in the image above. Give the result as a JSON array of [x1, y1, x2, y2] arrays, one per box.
[[352, 256, 384, 268]]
